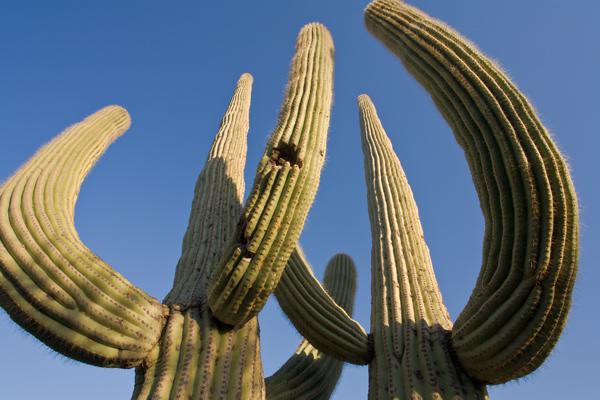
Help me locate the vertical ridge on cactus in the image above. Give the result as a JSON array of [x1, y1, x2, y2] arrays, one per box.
[[0, 106, 167, 368], [266, 253, 358, 400], [275, 247, 371, 364], [365, 0, 578, 385], [359, 94, 488, 399], [208, 23, 334, 327]]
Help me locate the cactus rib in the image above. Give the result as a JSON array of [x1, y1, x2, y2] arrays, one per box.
[[208, 23, 334, 327], [365, 0, 578, 384], [266, 253, 358, 400], [359, 94, 487, 399], [275, 247, 371, 364], [0, 106, 167, 367]]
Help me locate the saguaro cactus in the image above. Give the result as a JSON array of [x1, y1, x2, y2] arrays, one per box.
[[0, 23, 355, 399]]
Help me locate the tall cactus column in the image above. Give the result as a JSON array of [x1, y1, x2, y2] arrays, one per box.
[[364, 0, 578, 389], [132, 74, 266, 399], [359, 95, 487, 399]]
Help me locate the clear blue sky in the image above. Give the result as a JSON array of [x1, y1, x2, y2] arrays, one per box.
[[0, 1, 598, 399]]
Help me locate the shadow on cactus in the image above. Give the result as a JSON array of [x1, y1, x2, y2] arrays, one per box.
[[0, 1, 578, 399]]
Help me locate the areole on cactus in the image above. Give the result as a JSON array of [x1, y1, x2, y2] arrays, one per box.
[[0, 1, 578, 399]]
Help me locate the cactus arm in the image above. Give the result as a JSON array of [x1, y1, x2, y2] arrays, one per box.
[[364, 0, 578, 384], [0, 106, 167, 368], [132, 74, 266, 400], [266, 253, 358, 400], [165, 73, 253, 306], [275, 247, 371, 364], [208, 23, 334, 327], [359, 95, 487, 399]]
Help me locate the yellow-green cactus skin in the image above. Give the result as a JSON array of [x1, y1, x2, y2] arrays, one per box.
[[359, 94, 487, 399]]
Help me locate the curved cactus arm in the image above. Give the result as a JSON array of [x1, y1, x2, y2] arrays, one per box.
[[0, 106, 167, 368], [265, 253, 358, 400], [165, 73, 253, 306], [275, 247, 371, 364], [359, 95, 487, 399], [209, 23, 334, 327], [365, 0, 578, 384]]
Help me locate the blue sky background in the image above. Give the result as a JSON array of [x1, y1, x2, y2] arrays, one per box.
[[0, 1, 598, 398]]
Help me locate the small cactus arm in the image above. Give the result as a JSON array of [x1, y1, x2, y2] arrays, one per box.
[[359, 95, 488, 399], [365, 0, 578, 385], [0, 106, 167, 368], [275, 247, 372, 364], [208, 23, 334, 327], [266, 253, 358, 399]]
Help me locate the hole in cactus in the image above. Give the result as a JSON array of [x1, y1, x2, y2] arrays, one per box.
[[236, 217, 255, 259], [271, 142, 303, 168]]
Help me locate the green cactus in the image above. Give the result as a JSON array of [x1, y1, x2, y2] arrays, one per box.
[[207, 22, 334, 328], [0, 23, 353, 399]]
